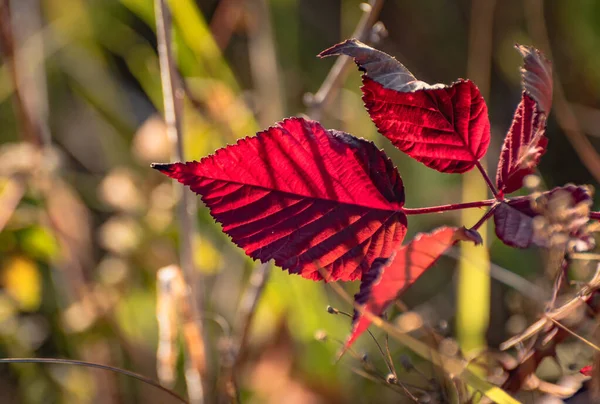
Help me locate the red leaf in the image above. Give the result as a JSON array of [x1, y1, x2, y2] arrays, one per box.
[[153, 117, 407, 281], [344, 227, 479, 349], [319, 39, 490, 173], [494, 185, 593, 249], [581, 365, 593, 377], [496, 45, 553, 194]]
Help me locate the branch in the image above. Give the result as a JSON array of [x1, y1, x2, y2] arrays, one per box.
[[402, 199, 495, 215]]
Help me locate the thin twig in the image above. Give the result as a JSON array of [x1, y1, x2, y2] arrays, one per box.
[[545, 315, 600, 352], [154, 1, 206, 402], [306, 0, 385, 120], [224, 262, 271, 401], [0, 357, 188, 403]]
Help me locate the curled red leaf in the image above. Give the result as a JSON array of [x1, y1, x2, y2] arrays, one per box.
[[496, 45, 553, 194], [344, 226, 478, 349], [320, 39, 491, 173], [153, 117, 407, 281]]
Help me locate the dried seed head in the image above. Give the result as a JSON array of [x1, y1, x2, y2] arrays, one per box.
[[326, 305, 339, 314], [385, 373, 397, 384]]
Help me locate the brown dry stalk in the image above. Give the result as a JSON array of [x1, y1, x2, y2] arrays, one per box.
[[156, 266, 181, 387], [156, 265, 206, 400], [154, 1, 206, 402]]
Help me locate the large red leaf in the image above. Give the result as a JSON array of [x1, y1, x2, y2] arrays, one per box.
[[496, 45, 553, 194], [494, 185, 592, 249], [344, 227, 480, 349], [153, 117, 407, 281], [319, 39, 490, 173]]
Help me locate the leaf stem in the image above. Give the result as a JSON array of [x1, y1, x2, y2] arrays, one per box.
[[403, 199, 495, 215], [475, 161, 499, 198], [470, 203, 499, 231]]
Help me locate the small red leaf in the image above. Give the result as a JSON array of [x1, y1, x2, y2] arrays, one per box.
[[581, 365, 593, 377], [320, 39, 491, 173], [153, 117, 407, 281], [344, 227, 478, 349], [496, 45, 552, 194], [494, 185, 593, 249]]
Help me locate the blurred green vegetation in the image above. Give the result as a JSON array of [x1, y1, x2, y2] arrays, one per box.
[[0, 0, 599, 402]]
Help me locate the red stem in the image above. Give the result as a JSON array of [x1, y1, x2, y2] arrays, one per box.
[[475, 161, 499, 198], [591, 211, 600, 220], [403, 199, 495, 215], [470, 203, 499, 231]]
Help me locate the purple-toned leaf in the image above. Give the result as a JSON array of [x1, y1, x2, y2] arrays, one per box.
[[344, 227, 478, 349], [319, 39, 491, 174], [153, 117, 407, 282], [493, 202, 535, 248], [494, 185, 592, 248], [496, 45, 553, 194]]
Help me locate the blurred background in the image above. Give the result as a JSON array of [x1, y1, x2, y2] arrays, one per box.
[[1, 0, 600, 402]]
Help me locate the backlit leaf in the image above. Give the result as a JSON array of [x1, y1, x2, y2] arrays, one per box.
[[319, 39, 490, 173], [496, 45, 553, 194], [345, 227, 479, 348], [153, 117, 407, 281]]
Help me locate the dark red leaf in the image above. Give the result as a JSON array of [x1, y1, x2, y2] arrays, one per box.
[[344, 227, 477, 349], [319, 39, 490, 173], [493, 202, 534, 248], [496, 45, 553, 194], [153, 117, 407, 282], [494, 185, 593, 249]]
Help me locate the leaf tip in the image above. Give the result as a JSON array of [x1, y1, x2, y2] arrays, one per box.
[[151, 163, 173, 172], [458, 227, 483, 245], [318, 38, 364, 58]]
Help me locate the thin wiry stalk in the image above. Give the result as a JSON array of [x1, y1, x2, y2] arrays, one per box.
[[224, 262, 271, 401], [0, 357, 188, 403], [154, 1, 206, 402]]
